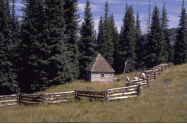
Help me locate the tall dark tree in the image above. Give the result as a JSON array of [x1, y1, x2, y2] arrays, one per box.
[[18, 0, 47, 92], [64, 0, 80, 79], [101, 1, 114, 66], [135, 12, 143, 69], [145, 5, 163, 67], [174, 0, 187, 64], [43, 0, 75, 86], [78, 0, 96, 78], [97, 15, 104, 53], [0, 0, 19, 94], [161, 2, 169, 63], [121, 5, 136, 73]]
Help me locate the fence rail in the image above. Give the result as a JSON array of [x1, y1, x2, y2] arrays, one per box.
[[44, 91, 74, 104], [0, 63, 174, 107], [0, 94, 17, 107]]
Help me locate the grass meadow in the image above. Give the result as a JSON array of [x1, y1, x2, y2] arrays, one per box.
[[0, 64, 187, 122]]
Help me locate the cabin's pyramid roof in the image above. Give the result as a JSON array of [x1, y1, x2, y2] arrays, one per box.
[[85, 53, 115, 72]]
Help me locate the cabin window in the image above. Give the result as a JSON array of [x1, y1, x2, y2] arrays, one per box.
[[101, 74, 104, 77]]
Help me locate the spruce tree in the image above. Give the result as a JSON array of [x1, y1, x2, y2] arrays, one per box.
[[117, 25, 125, 73], [43, 0, 74, 86], [135, 12, 143, 69], [78, 0, 96, 78], [97, 15, 104, 53], [146, 5, 163, 67], [0, 0, 19, 94], [174, 0, 187, 64], [100, 1, 114, 66], [121, 5, 136, 72], [64, 0, 80, 79], [18, 0, 47, 92], [161, 2, 169, 63]]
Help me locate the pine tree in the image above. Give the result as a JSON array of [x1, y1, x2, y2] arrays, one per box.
[[78, 0, 96, 78], [43, 0, 75, 86], [121, 5, 136, 72], [145, 5, 163, 67], [17, 0, 47, 92], [100, 1, 114, 66], [64, 0, 80, 79], [97, 15, 104, 53], [113, 26, 121, 73], [0, 0, 19, 94], [174, 0, 187, 64], [135, 12, 143, 69], [161, 2, 169, 63]]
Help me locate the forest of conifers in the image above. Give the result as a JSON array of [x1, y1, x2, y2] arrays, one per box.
[[0, 0, 187, 95]]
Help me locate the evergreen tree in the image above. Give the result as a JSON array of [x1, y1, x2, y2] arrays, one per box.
[[161, 2, 169, 63], [101, 1, 114, 66], [121, 5, 136, 72], [135, 12, 143, 69], [43, 0, 74, 86], [145, 5, 163, 67], [0, 0, 19, 94], [64, 0, 80, 79], [18, 0, 47, 92], [78, 0, 96, 78], [174, 0, 187, 64], [113, 26, 121, 73], [97, 15, 104, 53]]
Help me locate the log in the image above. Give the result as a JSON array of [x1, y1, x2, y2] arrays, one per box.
[[19, 101, 38, 105], [46, 100, 67, 103], [6, 103, 17, 106], [51, 94, 74, 97], [0, 97, 17, 100], [45, 96, 74, 100], [108, 96, 128, 101], [20, 98, 42, 102], [0, 94, 17, 98], [128, 95, 137, 98], [77, 94, 104, 99], [0, 99, 17, 103], [108, 88, 137, 94], [20, 95, 42, 99], [107, 91, 137, 97], [77, 90, 104, 95], [44, 91, 74, 95], [19, 94, 40, 97], [107, 85, 138, 91]]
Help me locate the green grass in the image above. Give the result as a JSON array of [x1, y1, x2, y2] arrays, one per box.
[[0, 64, 187, 122]]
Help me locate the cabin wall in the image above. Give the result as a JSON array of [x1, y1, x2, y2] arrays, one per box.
[[91, 72, 114, 82]]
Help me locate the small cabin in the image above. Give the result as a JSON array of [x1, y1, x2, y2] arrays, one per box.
[[84, 53, 115, 82]]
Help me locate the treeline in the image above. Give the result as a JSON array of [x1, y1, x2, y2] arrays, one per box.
[[0, 0, 186, 95]]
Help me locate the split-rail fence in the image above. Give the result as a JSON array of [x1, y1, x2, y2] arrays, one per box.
[[0, 63, 174, 107]]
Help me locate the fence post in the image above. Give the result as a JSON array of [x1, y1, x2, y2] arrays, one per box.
[[137, 84, 141, 95], [161, 66, 163, 72], [154, 72, 156, 80], [147, 76, 149, 86], [17, 93, 20, 105], [104, 90, 108, 101], [74, 89, 77, 99], [41, 93, 45, 104]]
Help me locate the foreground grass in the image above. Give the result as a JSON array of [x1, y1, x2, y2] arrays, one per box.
[[0, 64, 187, 122]]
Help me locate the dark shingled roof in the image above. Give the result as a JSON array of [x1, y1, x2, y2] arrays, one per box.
[[85, 53, 115, 72]]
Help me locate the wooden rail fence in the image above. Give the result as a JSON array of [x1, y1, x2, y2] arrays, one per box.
[[0, 94, 17, 107], [44, 91, 74, 104], [0, 63, 174, 107]]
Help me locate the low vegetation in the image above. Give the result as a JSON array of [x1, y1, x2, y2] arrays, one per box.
[[0, 64, 187, 122]]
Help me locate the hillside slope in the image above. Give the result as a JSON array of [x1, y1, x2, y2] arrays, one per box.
[[0, 64, 186, 122]]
